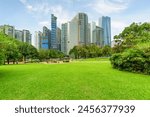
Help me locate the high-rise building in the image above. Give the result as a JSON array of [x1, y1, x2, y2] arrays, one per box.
[[56, 27, 61, 51], [23, 30, 32, 44], [99, 16, 111, 46], [35, 31, 42, 49], [51, 14, 57, 49], [71, 13, 88, 45], [42, 26, 51, 49], [93, 26, 104, 46], [61, 23, 68, 54], [61, 13, 89, 55], [0, 24, 32, 44], [15, 30, 23, 42], [89, 22, 96, 43], [0, 25, 15, 38]]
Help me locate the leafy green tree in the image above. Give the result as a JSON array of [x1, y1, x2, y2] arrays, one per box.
[[38, 49, 49, 62], [111, 22, 150, 75], [102, 45, 111, 57]]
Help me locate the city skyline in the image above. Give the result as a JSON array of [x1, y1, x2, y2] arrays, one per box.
[[0, 0, 150, 44]]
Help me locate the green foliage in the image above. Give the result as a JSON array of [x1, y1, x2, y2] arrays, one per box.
[[69, 44, 111, 59], [113, 22, 150, 53], [38, 49, 65, 62], [0, 33, 38, 64], [111, 22, 150, 75], [110, 47, 150, 74]]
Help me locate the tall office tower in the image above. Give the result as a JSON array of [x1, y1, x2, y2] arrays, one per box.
[[56, 27, 61, 51], [61, 23, 68, 55], [71, 13, 88, 45], [23, 30, 32, 44], [42, 26, 51, 49], [61, 21, 79, 55], [0, 25, 15, 38], [88, 23, 91, 44], [51, 14, 57, 49], [89, 22, 96, 43], [93, 26, 104, 46], [35, 31, 42, 49], [15, 30, 23, 42], [99, 16, 111, 46]]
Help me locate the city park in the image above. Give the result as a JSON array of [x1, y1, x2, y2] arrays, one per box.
[[0, 22, 150, 100]]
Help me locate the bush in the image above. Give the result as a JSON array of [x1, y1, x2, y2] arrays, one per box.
[[110, 47, 150, 75]]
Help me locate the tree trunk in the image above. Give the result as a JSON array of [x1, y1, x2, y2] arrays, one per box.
[[23, 56, 26, 64], [7, 58, 9, 64]]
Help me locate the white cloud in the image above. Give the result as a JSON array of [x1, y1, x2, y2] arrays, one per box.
[[19, 0, 27, 4], [111, 20, 128, 39], [88, 0, 130, 15], [19, 0, 72, 27]]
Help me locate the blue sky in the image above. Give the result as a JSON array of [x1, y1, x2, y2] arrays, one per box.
[[0, 0, 150, 44]]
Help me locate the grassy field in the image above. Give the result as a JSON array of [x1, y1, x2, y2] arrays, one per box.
[[0, 59, 150, 100]]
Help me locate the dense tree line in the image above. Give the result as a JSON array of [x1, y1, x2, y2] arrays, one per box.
[[0, 33, 39, 64], [69, 44, 111, 59], [110, 22, 150, 75], [0, 33, 64, 65], [38, 49, 64, 62]]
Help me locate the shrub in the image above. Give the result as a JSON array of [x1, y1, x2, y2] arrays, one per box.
[[110, 47, 150, 75]]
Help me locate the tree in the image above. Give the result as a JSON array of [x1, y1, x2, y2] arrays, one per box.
[[113, 22, 150, 53], [18, 43, 30, 63], [110, 22, 150, 75], [38, 49, 49, 62], [69, 44, 110, 59], [102, 45, 111, 57]]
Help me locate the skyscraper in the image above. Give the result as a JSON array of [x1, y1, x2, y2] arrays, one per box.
[[23, 30, 32, 44], [35, 31, 42, 49], [89, 22, 96, 43], [56, 27, 61, 51], [51, 14, 57, 49], [71, 13, 88, 45], [61, 23, 68, 55], [99, 16, 111, 46], [15, 30, 23, 42], [61, 13, 89, 55], [93, 26, 104, 46], [0, 25, 15, 38], [42, 26, 51, 49]]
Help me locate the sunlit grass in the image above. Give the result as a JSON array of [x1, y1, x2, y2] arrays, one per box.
[[0, 59, 150, 100]]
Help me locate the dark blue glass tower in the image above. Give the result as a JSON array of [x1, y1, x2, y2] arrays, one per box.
[[51, 14, 57, 49], [99, 16, 111, 46]]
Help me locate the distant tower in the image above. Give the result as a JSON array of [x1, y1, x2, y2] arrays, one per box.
[[99, 16, 111, 46], [42, 26, 50, 49], [51, 14, 57, 49], [71, 13, 88, 45]]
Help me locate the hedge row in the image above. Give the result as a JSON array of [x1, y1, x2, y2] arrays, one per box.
[[110, 47, 150, 75]]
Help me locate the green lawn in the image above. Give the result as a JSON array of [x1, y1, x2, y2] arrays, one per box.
[[0, 59, 150, 100]]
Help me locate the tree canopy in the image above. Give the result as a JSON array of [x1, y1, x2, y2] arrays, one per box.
[[111, 22, 150, 75]]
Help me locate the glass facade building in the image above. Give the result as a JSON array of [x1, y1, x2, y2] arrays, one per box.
[[42, 26, 51, 49], [99, 16, 111, 46], [15, 30, 23, 42], [61, 23, 68, 54], [56, 27, 61, 51], [71, 13, 88, 45], [23, 30, 32, 44], [0, 25, 15, 38], [51, 14, 57, 49], [35, 31, 42, 49]]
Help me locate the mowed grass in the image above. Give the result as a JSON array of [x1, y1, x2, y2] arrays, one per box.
[[0, 59, 150, 100]]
